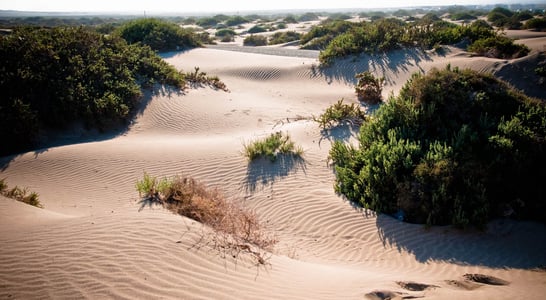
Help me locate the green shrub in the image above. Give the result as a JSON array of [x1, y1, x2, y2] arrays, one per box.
[[355, 72, 385, 104], [268, 31, 301, 45], [468, 36, 530, 59], [248, 25, 267, 34], [243, 132, 303, 162], [0, 26, 189, 155], [215, 28, 236, 37], [225, 16, 248, 27], [243, 34, 267, 46], [330, 67, 546, 228], [116, 18, 201, 51], [524, 17, 546, 30], [315, 99, 366, 129]]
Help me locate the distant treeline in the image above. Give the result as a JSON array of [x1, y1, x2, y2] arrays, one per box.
[[0, 19, 205, 156]]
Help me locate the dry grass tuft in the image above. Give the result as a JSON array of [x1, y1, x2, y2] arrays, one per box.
[[0, 178, 42, 208], [136, 173, 276, 263]]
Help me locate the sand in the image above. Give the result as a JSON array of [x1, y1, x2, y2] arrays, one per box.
[[1, 33, 546, 299]]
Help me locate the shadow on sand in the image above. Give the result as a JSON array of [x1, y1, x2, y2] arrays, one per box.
[[375, 213, 546, 269], [243, 155, 306, 193], [317, 47, 439, 86], [0, 84, 184, 171]]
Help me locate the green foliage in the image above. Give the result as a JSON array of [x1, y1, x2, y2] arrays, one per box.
[[300, 20, 354, 50], [196, 17, 219, 28], [468, 36, 530, 59], [268, 31, 301, 45], [330, 67, 546, 228], [243, 34, 267, 46], [355, 72, 385, 104], [225, 16, 248, 27], [215, 28, 236, 37], [310, 14, 528, 64], [315, 99, 366, 129], [297, 12, 319, 22], [0, 178, 43, 208], [283, 15, 298, 24], [248, 25, 267, 34], [0, 26, 185, 155], [243, 132, 303, 162], [523, 17, 546, 30], [116, 18, 200, 52]]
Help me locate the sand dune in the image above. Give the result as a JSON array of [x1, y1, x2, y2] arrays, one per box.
[[1, 43, 546, 299]]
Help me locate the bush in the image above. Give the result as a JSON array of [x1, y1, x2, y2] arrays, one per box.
[[524, 17, 546, 30], [248, 25, 267, 34], [330, 67, 546, 228], [355, 72, 385, 104], [225, 16, 248, 27], [243, 34, 267, 46], [243, 132, 303, 162], [315, 99, 366, 129], [0, 26, 189, 155], [215, 28, 236, 37], [136, 173, 276, 262], [268, 31, 301, 45], [468, 36, 530, 59], [116, 18, 201, 51]]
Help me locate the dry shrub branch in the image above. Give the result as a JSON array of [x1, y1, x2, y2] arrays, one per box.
[[136, 173, 276, 263]]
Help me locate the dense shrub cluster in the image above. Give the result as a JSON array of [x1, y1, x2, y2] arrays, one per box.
[[307, 17, 529, 65], [116, 18, 201, 51], [524, 17, 546, 30], [330, 67, 546, 228], [487, 6, 533, 29], [268, 31, 301, 45], [243, 34, 268, 46], [0, 26, 185, 155]]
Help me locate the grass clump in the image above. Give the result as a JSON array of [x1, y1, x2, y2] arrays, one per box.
[[243, 132, 304, 162], [315, 99, 366, 129], [136, 173, 276, 262], [0, 178, 42, 208]]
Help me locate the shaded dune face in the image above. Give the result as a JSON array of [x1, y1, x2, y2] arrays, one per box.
[[1, 42, 546, 300]]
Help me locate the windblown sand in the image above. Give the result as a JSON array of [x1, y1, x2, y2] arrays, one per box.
[[1, 35, 545, 299]]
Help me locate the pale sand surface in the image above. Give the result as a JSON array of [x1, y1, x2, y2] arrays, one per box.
[[1, 43, 546, 299]]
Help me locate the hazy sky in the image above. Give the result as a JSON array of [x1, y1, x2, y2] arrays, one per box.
[[0, 0, 524, 13]]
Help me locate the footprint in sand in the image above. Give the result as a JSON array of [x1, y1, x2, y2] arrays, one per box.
[[396, 281, 439, 291], [446, 273, 510, 290]]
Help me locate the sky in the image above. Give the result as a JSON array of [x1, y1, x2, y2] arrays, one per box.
[[0, 0, 527, 13]]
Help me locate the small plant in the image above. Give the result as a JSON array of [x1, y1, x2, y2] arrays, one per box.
[[355, 71, 385, 104], [184, 67, 229, 91], [0, 178, 43, 208], [243, 132, 304, 162], [315, 99, 366, 129], [136, 173, 276, 263]]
